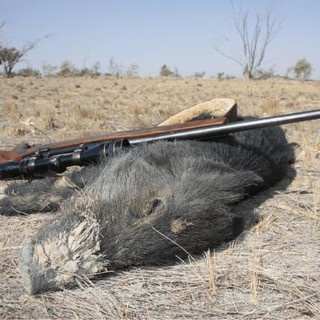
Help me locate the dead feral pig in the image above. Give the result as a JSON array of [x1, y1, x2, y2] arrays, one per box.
[[2, 125, 294, 295]]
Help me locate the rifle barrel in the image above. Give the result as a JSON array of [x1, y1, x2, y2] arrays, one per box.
[[129, 109, 320, 145], [1, 109, 320, 180]]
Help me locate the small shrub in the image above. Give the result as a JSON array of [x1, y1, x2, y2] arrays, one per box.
[[91, 61, 101, 76], [76, 67, 92, 77], [293, 58, 312, 80], [193, 71, 205, 78], [254, 68, 277, 80], [108, 58, 123, 77], [160, 65, 174, 77], [16, 67, 40, 77], [41, 62, 58, 76], [125, 64, 139, 77], [173, 67, 180, 77], [58, 60, 76, 77], [217, 72, 225, 79]]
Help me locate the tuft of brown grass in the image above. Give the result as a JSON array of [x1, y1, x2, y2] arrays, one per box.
[[251, 210, 278, 236], [204, 250, 217, 296], [1, 101, 27, 135], [249, 248, 260, 305], [261, 96, 282, 116]]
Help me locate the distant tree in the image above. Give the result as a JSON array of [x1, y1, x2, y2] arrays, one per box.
[[0, 47, 22, 77], [292, 58, 312, 80], [160, 65, 174, 77], [217, 72, 225, 79], [0, 26, 48, 77], [214, 1, 281, 79], [0, 42, 41, 77]]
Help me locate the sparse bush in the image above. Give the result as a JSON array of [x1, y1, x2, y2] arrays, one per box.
[[193, 71, 205, 78], [217, 72, 236, 80], [63, 61, 101, 77], [254, 67, 277, 80], [58, 60, 76, 77], [108, 58, 123, 77], [125, 64, 139, 77], [91, 61, 101, 76], [106, 59, 139, 78], [16, 67, 40, 77], [285, 66, 293, 79], [160, 65, 174, 77], [76, 67, 92, 77], [217, 72, 225, 79], [292, 58, 312, 80], [41, 62, 58, 76], [173, 67, 180, 77], [225, 75, 236, 79]]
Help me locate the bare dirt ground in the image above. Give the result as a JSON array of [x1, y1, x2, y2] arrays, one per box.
[[0, 76, 319, 319]]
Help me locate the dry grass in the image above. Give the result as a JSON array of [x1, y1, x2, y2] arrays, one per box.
[[0, 76, 319, 319]]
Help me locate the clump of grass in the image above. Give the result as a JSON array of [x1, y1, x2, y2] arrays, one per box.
[[224, 239, 240, 256], [2, 101, 21, 122], [42, 111, 57, 131], [74, 104, 93, 119], [261, 97, 281, 116], [295, 129, 320, 165], [251, 211, 277, 236], [1, 101, 28, 135], [29, 103, 58, 132]]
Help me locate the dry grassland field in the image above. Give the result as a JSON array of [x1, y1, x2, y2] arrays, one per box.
[[0, 76, 319, 319]]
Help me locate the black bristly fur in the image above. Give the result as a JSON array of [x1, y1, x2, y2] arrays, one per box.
[[0, 118, 295, 294]]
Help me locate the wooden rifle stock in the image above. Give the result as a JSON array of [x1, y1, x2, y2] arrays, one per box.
[[0, 116, 228, 164]]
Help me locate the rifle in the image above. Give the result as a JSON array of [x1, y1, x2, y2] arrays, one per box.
[[0, 108, 319, 180]]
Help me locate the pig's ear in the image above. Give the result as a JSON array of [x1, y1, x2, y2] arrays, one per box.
[[176, 167, 263, 207], [211, 170, 263, 204]]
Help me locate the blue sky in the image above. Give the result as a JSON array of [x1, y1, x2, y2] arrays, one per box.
[[1, 0, 320, 78]]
